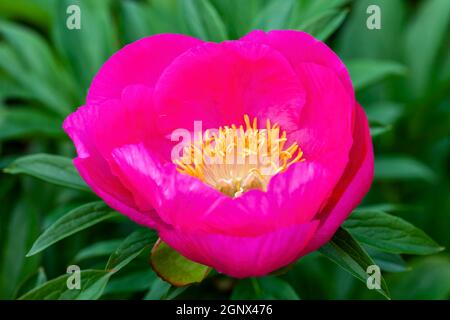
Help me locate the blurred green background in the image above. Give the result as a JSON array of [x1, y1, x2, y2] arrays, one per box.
[[0, 0, 449, 300]]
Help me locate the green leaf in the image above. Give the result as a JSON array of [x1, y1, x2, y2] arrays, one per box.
[[74, 239, 123, 262], [19, 270, 111, 300], [106, 228, 158, 272], [390, 256, 450, 300], [0, 21, 76, 115], [105, 270, 156, 295], [346, 59, 407, 91], [150, 240, 211, 286], [27, 202, 118, 257], [231, 277, 300, 300], [4, 153, 90, 191], [314, 9, 348, 42], [365, 247, 410, 273], [144, 277, 171, 300], [0, 108, 63, 141], [344, 210, 444, 255], [374, 156, 437, 182], [319, 228, 390, 299], [251, 0, 296, 31], [369, 120, 392, 137], [405, 0, 450, 97], [181, 0, 228, 42]]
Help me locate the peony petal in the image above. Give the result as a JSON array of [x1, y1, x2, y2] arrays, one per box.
[[241, 30, 354, 99], [302, 104, 374, 253], [74, 157, 159, 228], [111, 144, 331, 237], [63, 85, 170, 228], [87, 34, 203, 105], [159, 219, 319, 278], [288, 63, 354, 189], [153, 40, 306, 135]]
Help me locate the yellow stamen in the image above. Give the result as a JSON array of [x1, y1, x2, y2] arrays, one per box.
[[175, 115, 304, 198]]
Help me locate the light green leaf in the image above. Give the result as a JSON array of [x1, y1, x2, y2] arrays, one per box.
[[150, 240, 211, 286], [344, 210, 444, 255], [375, 156, 437, 182], [346, 59, 407, 91], [231, 277, 300, 300], [27, 202, 118, 257], [319, 228, 390, 299], [4, 153, 90, 191]]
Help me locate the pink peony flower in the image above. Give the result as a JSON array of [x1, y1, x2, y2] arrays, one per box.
[[63, 30, 374, 278]]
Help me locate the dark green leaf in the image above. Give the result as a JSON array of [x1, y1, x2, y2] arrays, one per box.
[[231, 277, 300, 300], [106, 229, 158, 272], [319, 228, 390, 299], [19, 270, 111, 300], [344, 210, 444, 255], [4, 153, 90, 191], [375, 156, 437, 182], [27, 202, 117, 257]]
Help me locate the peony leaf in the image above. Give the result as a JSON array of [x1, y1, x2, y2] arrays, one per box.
[[150, 240, 211, 287], [181, 0, 228, 42], [0, 108, 63, 141], [231, 277, 300, 300], [346, 59, 407, 91], [74, 239, 123, 262], [19, 270, 111, 300], [344, 210, 444, 255], [4, 153, 90, 191], [364, 247, 410, 273], [106, 228, 158, 272], [143, 277, 171, 300], [389, 256, 450, 300], [319, 228, 390, 299], [26, 202, 118, 257], [374, 155, 437, 182]]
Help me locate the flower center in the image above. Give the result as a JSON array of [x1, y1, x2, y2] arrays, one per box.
[[174, 115, 304, 198]]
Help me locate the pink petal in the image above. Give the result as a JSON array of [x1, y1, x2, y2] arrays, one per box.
[[159, 219, 319, 278], [74, 157, 159, 228], [153, 40, 306, 135], [241, 30, 354, 100], [63, 85, 170, 228], [111, 144, 332, 237], [302, 104, 374, 253], [288, 63, 354, 191], [87, 34, 203, 105]]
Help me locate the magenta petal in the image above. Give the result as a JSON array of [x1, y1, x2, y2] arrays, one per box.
[[74, 157, 158, 228], [153, 40, 306, 134], [111, 143, 331, 237], [87, 34, 203, 104], [159, 219, 319, 278], [303, 104, 374, 253], [241, 30, 354, 99], [289, 62, 353, 175]]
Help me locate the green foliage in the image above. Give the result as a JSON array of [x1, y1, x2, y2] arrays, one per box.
[[150, 240, 211, 287], [1, 0, 449, 300]]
